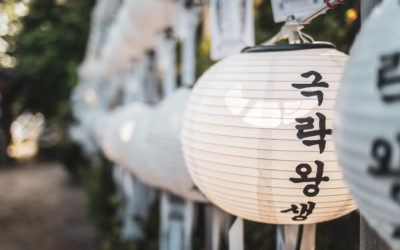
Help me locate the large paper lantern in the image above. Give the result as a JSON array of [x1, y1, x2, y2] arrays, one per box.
[[334, 0, 400, 247], [182, 44, 356, 224], [143, 88, 208, 202]]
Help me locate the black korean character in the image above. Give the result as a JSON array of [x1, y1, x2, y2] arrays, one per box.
[[391, 182, 400, 205], [281, 201, 316, 221], [393, 226, 400, 239], [378, 51, 400, 103], [368, 135, 400, 177], [295, 112, 332, 153], [289, 161, 330, 197], [292, 71, 329, 106]]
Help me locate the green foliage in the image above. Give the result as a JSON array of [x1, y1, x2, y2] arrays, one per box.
[[12, 0, 94, 123], [83, 159, 121, 248], [38, 138, 90, 182]]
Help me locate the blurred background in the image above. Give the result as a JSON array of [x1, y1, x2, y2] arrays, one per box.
[[0, 0, 360, 250]]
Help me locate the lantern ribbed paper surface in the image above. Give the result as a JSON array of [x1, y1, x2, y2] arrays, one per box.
[[335, 0, 400, 247], [182, 44, 356, 224], [144, 88, 208, 202], [99, 102, 150, 169], [101, 0, 175, 74]]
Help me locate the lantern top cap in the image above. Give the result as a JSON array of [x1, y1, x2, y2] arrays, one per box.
[[242, 43, 335, 53]]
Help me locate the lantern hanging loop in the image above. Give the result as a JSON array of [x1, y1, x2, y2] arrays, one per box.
[[290, 0, 347, 25], [262, 23, 315, 45], [263, 0, 346, 46]]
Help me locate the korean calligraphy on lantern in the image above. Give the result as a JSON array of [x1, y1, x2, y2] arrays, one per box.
[[280, 70, 331, 221], [369, 135, 400, 238], [378, 51, 400, 103], [368, 50, 400, 238]]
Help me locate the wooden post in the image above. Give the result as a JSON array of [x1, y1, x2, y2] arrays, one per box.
[[359, 1, 391, 250]]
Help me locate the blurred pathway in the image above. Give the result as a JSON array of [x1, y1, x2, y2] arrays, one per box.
[[0, 162, 99, 250]]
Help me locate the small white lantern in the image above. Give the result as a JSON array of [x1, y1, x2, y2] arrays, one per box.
[[334, 0, 400, 247], [144, 88, 208, 202], [99, 102, 151, 169], [182, 44, 356, 224], [101, 0, 176, 75]]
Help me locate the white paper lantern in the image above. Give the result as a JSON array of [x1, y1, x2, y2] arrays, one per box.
[[99, 102, 151, 169], [101, 0, 176, 75], [334, 0, 400, 247], [182, 44, 356, 224], [142, 88, 208, 202]]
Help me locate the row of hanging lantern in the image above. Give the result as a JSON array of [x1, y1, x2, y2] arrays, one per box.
[[70, 0, 400, 249]]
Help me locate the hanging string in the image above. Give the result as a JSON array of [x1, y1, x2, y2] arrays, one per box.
[[325, 0, 347, 9]]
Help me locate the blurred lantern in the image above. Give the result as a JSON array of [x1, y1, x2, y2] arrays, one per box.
[[182, 44, 356, 224], [335, 0, 400, 247], [101, 0, 176, 75], [143, 88, 207, 202], [99, 102, 150, 169]]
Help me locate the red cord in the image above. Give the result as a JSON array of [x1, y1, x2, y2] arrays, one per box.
[[325, 0, 347, 8]]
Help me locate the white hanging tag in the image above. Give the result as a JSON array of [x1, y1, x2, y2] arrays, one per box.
[[112, 165, 124, 221], [136, 57, 149, 103], [181, 5, 200, 87], [160, 192, 194, 250], [174, 1, 189, 41], [139, 53, 160, 104], [271, 0, 326, 23], [210, 0, 255, 60], [183, 201, 195, 250], [120, 170, 156, 241], [211, 208, 222, 250], [122, 66, 141, 104], [157, 31, 177, 97], [160, 192, 170, 250], [212, 206, 226, 250], [204, 206, 214, 250], [276, 225, 285, 250], [130, 177, 155, 221], [299, 224, 316, 250], [285, 225, 300, 250], [228, 217, 244, 250], [276, 224, 316, 250], [121, 171, 141, 241], [121, 210, 143, 241], [205, 205, 224, 250]]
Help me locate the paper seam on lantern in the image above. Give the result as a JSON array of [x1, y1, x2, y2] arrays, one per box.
[[183, 125, 335, 141], [196, 189, 354, 207], [191, 162, 350, 193], [182, 131, 336, 151], [189, 163, 349, 187], [183, 146, 338, 162], [185, 155, 344, 173], [183, 142, 338, 161]]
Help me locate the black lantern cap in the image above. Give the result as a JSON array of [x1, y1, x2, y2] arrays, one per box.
[[241, 43, 335, 53]]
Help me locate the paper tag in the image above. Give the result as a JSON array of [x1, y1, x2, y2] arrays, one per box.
[[210, 0, 255, 60], [300, 224, 316, 250], [276, 224, 316, 250], [160, 192, 194, 250], [157, 32, 177, 97], [181, 6, 199, 87], [228, 217, 244, 250], [271, 0, 326, 23]]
